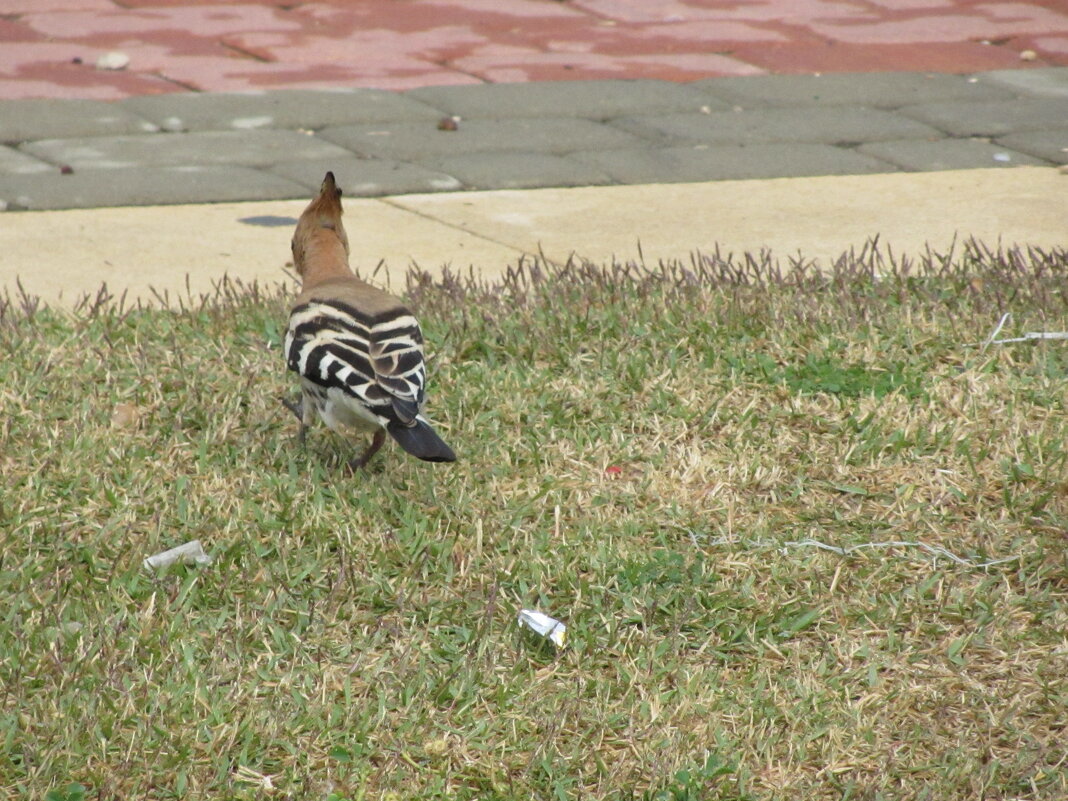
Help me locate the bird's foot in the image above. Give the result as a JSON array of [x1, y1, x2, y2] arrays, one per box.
[[347, 429, 387, 472]]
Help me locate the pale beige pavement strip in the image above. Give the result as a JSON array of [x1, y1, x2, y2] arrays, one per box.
[[390, 167, 1068, 267], [2, 168, 1065, 307], [0, 198, 523, 305]]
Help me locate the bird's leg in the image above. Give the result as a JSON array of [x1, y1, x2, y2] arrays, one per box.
[[348, 429, 387, 472], [280, 393, 303, 420], [280, 394, 307, 445]]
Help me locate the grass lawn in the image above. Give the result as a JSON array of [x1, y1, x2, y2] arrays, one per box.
[[2, 240, 1067, 800]]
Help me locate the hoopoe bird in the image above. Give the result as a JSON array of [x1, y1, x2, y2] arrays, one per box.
[[282, 172, 456, 469]]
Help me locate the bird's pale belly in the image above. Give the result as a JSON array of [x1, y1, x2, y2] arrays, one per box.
[[302, 380, 383, 434]]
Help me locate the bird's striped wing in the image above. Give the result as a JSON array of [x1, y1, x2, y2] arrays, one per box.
[[365, 311, 427, 424], [285, 298, 426, 426]]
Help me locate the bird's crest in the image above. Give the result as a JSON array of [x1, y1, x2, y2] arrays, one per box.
[[305, 171, 344, 231]]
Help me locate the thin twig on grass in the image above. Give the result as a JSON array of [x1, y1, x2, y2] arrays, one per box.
[[699, 536, 1018, 569], [980, 312, 1012, 350], [781, 539, 1019, 569], [974, 312, 1068, 348]]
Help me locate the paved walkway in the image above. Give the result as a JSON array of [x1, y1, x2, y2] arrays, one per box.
[[3, 0, 1068, 98], [3, 0, 1068, 209], [0, 67, 1066, 210], [0, 1, 1066, 303]]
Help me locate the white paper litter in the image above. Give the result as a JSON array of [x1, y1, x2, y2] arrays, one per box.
[[233, 765, 275, 791], [143, 540, 213, 570], [517, 609, 567, 647], [96, 51, 130, 71]]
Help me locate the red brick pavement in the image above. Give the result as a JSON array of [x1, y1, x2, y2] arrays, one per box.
[[1, 0, 1066, 100]]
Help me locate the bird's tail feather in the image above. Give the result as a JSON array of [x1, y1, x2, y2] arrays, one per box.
[[388, 419, 456, 463]]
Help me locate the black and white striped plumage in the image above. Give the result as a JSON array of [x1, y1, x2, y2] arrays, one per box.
[[283, 172, 455, 468]]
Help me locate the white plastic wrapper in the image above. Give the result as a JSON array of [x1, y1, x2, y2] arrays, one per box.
[[143, 540, 213, 570], [96, 51, 130, 71], [517, 609, 567, 647]]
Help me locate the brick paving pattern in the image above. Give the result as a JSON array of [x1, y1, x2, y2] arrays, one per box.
[[2, 0, 1067, 99]]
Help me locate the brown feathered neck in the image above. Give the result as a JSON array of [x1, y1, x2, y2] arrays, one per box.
[[296, 229, 352, 289], [292, 172, 353, 290]]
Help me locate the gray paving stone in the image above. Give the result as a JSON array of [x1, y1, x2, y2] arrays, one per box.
[[995, 130, 1068, 164], [611, 107, 942, 146], [318, 117, 647, 160], [424, 152, 614, 190], [20, 130, 353, 170], [271, 156, 463, 196], [407, 79, 724, 119], [569, 143, 894, 183], [0, 145, 56, 175], [857, 139, 1049, 171], [900, 98, 1068, 137], [975, 67, 1068, 98], [0, 99, 157, 144], [121, 89, 446, 132], [693, 71, 1014, 109], [0, 166, 307, 211], [1, 69, 1059, 209]]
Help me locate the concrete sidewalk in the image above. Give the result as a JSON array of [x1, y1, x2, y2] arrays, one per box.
[[2, 68, 1067, 211], [1, 1, 1066, 305], [3, 166, 1064, 306]]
